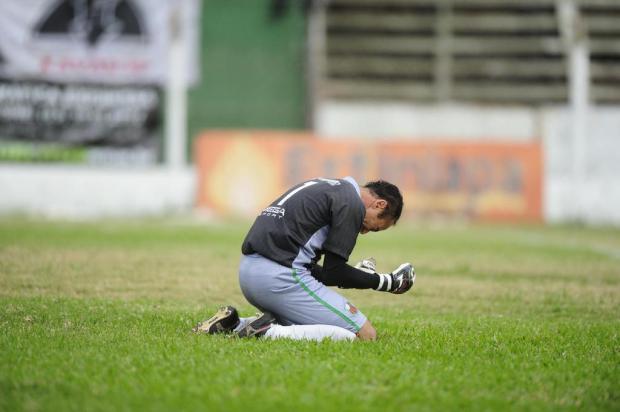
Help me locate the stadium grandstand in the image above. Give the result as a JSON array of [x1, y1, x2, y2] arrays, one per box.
[[318, 0, 620, 105]]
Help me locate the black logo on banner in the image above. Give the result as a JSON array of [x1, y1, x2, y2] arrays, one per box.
[[34, 0, 146, 46]]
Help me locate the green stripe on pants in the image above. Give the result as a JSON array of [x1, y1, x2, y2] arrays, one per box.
[[291, 269, 361, 332]]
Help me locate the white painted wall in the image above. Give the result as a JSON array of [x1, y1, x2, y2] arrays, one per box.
[[1, 104, 618, 224], [316, 101, 620, 226], [317, 102, 540, 141], [542, 107, 620, 225], [0, 165, 195, 219]]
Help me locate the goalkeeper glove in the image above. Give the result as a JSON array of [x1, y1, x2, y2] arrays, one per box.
[[355, 258, 416, 294]]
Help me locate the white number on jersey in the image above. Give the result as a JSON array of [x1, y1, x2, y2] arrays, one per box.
[[276, 178, 342, 206], [277, 180, 318, 206]]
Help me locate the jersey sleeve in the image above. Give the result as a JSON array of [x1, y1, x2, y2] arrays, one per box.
[[321, 189, 364, 260], [310, 251, 380, 289]]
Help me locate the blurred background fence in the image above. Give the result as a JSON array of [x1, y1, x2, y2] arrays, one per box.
[[0, 0, 619, 225]]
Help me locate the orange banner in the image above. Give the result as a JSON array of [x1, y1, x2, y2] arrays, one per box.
[[195, 131, 542, 221]]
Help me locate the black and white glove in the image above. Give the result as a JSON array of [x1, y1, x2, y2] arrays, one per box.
[[355, 258, 416, 294], [354, 257, 377, 274]]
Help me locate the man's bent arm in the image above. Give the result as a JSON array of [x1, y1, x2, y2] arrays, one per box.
[[310, 251, 380, 289]]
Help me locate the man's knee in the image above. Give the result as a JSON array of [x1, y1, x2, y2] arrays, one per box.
[[357, 320, 377, 341]]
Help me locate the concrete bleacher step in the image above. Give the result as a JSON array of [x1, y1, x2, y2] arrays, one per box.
[[320, 0, 620, 105]]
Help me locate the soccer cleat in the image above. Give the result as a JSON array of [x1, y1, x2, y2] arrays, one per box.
[[192, 306, 240, 334], [237, 311, 276, 338]]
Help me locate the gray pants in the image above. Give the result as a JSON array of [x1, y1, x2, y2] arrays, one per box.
[[239, 253, 367, 334]]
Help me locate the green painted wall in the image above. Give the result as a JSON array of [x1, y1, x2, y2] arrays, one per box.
[[188, 1, 307, 142]]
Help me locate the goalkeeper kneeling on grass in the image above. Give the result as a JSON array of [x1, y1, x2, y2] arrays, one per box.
[[193, 177, 415, 341]]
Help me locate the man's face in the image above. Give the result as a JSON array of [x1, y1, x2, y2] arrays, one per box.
[[360, 200, 394, 234]]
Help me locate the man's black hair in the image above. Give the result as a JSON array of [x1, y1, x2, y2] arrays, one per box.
[[364, 180, 403, 223]]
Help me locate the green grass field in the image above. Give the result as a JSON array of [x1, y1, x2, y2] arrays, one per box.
[[1, 218, 618, 411]]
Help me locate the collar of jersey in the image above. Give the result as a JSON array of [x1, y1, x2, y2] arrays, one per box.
[[343, 176, 361, 197]]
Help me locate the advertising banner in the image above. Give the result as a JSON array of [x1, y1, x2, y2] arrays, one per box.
[[0, 0, 200, 165], [0, 80, 160, 164], [0, 0, 198, 85], [195, 131, 542, 221]]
